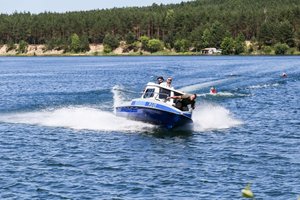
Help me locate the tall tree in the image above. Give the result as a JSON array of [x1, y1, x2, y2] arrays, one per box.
[[0, 0, 298, 53], [70, 33, 81, 53], [221, 37, 235, 55], [103, 33, 119, 49], [235, 33, 246, 54]]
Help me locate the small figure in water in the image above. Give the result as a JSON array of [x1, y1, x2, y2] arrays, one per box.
[[157, 76, 164, 84], [210, 86, 217, 94], [281, 72, 287, 78]]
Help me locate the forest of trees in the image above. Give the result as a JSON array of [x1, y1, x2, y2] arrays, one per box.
[[0, 0, 300, 54]]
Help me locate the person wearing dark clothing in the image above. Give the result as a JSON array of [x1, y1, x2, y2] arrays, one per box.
[[157, 76, 164, 84], [168, 93, 197, 110]]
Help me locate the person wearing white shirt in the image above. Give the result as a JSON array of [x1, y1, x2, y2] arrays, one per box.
[[160, 77, 173, 89]]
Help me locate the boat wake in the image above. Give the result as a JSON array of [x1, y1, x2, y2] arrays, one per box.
[[0, 85, 242, 133], [0, 107, 155, 132], [248, 83, 280, 89], [0, 86, 154, 132], [0, 104, 242, 132], [198, 91, 249, 98]]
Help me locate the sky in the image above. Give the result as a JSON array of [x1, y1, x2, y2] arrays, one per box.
[[0, 0, 191, 14]]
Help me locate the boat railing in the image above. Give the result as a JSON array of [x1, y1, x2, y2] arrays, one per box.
[[146, 82, 184, 95]]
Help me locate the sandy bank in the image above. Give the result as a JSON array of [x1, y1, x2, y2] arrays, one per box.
[[0, 44, 128, 56], [0, 43, 177, 56]]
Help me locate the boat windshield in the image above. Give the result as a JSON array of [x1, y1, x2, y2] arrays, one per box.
[[142, 83, 185, 103]]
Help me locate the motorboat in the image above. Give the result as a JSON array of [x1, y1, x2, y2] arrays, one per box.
[[115, 82, 193, 129]]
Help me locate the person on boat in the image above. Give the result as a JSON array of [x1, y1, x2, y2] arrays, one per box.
[[157, 76, 164, 84], [167, 93, 197, 111], [160, 77, 174, 89], [210, 86, 217, 94]]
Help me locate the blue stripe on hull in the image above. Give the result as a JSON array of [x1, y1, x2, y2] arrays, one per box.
[[116, 106, 193, 128]]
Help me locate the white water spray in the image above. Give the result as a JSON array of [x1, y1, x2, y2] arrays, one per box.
[[112, 85, 127, 113], [248, 83, 280, 89], [0, 104, 242, 132], [0, 85, 242, 132], [0, 107, 155, 132], [197, 92, 249, 98], [192, 103, 243, 131], [0, 85, 155, 132]]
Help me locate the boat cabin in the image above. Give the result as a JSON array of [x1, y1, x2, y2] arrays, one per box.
[[142, 82, 186, 109]]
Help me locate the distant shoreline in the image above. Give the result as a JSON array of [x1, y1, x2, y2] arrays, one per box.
[[1, 44, 300, 56], [0, 44, 206, 56]]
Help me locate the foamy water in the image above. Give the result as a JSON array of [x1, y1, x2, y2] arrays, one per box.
[[248, 83, 280, 89], [0, 104, 242, 132], [0, 84, 242, 132], [0, 107, 155, 132], [192, 103, 243, 131], [112, 85, 125, 113], [198, 92, 249, 97], [0, 85, 154, 132]]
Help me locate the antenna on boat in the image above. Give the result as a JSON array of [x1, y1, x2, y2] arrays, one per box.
[[151, 75, 160, 82], [150, 75, 155, 82]]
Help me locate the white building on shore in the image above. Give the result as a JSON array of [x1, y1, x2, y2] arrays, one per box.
[[201, 48, 222, 55]]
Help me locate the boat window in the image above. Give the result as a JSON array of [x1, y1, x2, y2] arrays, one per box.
[[159, 88, 171, 99], [143, 88, 155, 98]]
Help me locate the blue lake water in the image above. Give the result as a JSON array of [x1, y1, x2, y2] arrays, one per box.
[[0, 56, 299, 199]]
